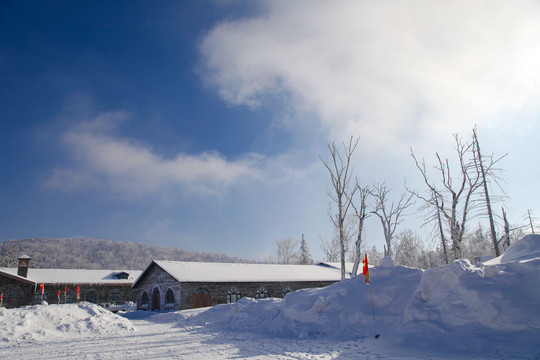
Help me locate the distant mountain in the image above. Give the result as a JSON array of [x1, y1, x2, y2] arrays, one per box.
[[0, 237, 250, 269]]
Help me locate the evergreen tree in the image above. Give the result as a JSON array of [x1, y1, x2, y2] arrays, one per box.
[[298, 234, 313, 264]]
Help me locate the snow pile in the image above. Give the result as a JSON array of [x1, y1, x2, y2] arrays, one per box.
[[192, 258, 422, 340], [485, 234, 540, 264], [0, 302, 135, 343], [192, 235, 540, 357]]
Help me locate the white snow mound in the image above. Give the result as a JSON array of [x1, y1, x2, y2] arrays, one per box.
[[484, 233, 540, 264], [0, 302, 135, 343], [190, 235, 540, 357]]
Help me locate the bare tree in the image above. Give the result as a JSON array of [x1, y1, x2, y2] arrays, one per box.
[[472, 128, 507, 257], [321, 136, 359, 280], [410, 134, 483, 260], [527, 210, 536, 234], [350, 182, 370, 276], [275, 237, 299, 264], [319, 235, 340, 262], [371, 183, 414, 258], [501, 207, 511, 249]]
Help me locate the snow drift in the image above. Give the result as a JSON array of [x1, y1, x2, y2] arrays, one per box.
[[0, 302, 135, 343], [191, 235, 540, 357]]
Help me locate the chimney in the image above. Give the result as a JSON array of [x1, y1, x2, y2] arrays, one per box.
[[17, 255, 31, 278]]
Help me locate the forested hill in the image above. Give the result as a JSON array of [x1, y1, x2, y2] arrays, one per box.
[[0, 238, 249, 269]]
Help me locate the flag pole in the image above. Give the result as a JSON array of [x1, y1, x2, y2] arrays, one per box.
[[362, 254, 375, 321], [368, 283, 375, 320]]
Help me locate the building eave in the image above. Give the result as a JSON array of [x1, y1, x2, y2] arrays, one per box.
[[0, 269, 36, 285]]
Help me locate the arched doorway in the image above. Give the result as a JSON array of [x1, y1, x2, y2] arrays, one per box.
[[152, 287, 160, 311]]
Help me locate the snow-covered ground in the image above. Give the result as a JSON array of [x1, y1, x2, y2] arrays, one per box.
[[1, 235, 539, 359]]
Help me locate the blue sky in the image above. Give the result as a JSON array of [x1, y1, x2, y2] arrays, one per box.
[[1, 1, 539, 261]]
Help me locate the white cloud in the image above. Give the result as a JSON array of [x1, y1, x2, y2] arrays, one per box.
[[47, 112, 271, 198], [199, 0, 540, 152]]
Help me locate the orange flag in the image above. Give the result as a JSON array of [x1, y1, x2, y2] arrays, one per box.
[[40, 282, 44, 294], [362, 254, 370, 284]]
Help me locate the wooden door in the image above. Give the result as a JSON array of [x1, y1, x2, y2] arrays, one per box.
[[192, 288, 211, 308], [152, 288, 160, 310]]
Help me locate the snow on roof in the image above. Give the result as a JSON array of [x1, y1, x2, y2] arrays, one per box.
[[316, 262, 355, 274], [151, 261, 345, 283], [0, 268, 142, 285], [0, 268, 35, 284]]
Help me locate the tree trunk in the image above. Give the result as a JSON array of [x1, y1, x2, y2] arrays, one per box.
[[473, 129, 500, 257]]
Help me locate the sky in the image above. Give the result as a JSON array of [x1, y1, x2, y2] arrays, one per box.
[[1, 0, 539, 262]]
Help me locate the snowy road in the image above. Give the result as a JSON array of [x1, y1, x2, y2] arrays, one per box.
[[0, 309, 506, 360]]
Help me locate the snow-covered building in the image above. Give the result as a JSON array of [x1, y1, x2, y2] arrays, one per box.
[[0, 256, 141, 309], [132, 260, 346, 311]]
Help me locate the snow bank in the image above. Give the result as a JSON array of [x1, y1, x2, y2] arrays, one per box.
[[192, 261, 423, 340], [191, 235, 540, 357], [485, 233, 540, 264], [0, 302, 135, 343]]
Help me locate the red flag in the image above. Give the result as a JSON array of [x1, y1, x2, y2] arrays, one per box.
[[76, 285, 80, 301], [0, 292, 3, 300], [362, 254, 370, 284], [40, 282, 44, 294]]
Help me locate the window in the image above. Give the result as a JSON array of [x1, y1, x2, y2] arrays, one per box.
[[114, 272, 130, 280], [141, 291, 149, 307], [227, 288, 241, 303], [109, 290, 121, 305], [33, 291, 47, 304], [165, 289, 174, 304], [64, 291, 75, 304], [58, 290, 74, 304], [85, 290, 98, 304], [282, 287, 293, 297], [193, 287, 209, 294], [255, 287, 268, 299]]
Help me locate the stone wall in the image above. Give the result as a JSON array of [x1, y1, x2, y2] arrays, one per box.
[[39, 283, 135, 306], [179, 280, 338, 310], [134, 263, 182, 311], [0, 273, 34, 308]]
